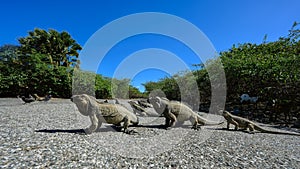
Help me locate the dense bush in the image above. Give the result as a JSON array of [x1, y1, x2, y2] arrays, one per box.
[[143, 22, 300, 124]]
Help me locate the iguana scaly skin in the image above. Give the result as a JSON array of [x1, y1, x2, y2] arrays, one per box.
[[222, 110, 300, 136], [150, 96, 223, 130], [71, 94, 138, 134]]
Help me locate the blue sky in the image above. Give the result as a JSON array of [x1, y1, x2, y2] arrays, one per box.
[[1, 0, 300, 91]]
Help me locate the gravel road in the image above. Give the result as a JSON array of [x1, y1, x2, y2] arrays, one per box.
[[0, 98, 299, 168]]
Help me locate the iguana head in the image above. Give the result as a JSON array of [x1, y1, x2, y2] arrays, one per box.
[[71, 94, 90, 116], [148, 96, 158, 106], [149, 96, 167, 115]]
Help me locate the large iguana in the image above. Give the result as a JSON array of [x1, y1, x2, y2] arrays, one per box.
[[149, 96, 223, 130], [222, 110, 300, 136], [71, 94, 139, 134]]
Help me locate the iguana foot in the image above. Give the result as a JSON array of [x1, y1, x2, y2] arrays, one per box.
[[124, 129, 139, 135], [83, 128, 93, 135], [164, 126, 172, 130], [191, 126, 201, 130]]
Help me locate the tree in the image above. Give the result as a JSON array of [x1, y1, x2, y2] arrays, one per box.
[[18, 28, 82, 68], [95, 74, 112, 99], [129, 86, 146, 98], [111, 78, 131, 99], [0, 29, 82, 97], [0, 45, 26, 96]]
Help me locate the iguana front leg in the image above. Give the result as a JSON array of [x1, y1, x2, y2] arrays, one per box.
[[122, 115, 130, 133], [85, 114, 98, 134], [170, 113, 177, 127], [227, 119, 239, 130], [191, 116, 201, 130], [95, 115, 103, 131], [165, 117, 171, 128], [165, 110, 177, 128]]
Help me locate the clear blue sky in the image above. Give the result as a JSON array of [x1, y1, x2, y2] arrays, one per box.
[[1, 0, 300, 91]]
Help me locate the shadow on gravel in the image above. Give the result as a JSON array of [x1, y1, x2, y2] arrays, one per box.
[[135, 124, 195, 129], [35, 126, 127, 134], [35, 129, 86, 134], [135, 124, 166, 129], [211, 127, 254, 134]]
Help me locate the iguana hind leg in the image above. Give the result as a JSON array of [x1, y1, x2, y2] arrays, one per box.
[[122, 116, 138, 134], [164, 110, 177, 129]]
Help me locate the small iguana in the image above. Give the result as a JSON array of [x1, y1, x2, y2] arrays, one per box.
[[222, 110, 300, 136], [128, 100, 148, 116], [149, 96, 223, 130], [138, 99, 153, 108], [33, 94, 52, 101], [71, 94, 139, 134], [18, 95, 35, 104]]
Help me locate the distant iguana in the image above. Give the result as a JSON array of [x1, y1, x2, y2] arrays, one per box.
[[71, 94, 139, 134], [128, 100, 148, 116], [222, 110, 300, 136], [33, 94, 52, 101], [149, 96, 223, 130], [18, 95, 35, 104], [138, 99, 153, 108]]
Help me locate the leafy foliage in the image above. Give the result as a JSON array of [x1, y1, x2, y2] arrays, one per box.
[[18, 28, 82, 67], [95, 74, 112, 99], [0, 29, 81, 97], [143, 22, 300, 123]]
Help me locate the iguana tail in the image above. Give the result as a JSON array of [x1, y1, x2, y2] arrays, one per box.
[[197, 116, 224, 125], [253, 125, 300, 136]]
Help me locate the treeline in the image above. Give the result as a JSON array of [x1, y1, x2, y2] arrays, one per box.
[[72, 70, 146, 99], [143, 22, 300, 124], [0, 28, 145, 98]]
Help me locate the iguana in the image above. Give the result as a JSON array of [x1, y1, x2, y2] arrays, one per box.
[[149, 96, 223, 130], [33, 94, 52, 101], [138, 99, 153, 108], [71, 94, 139, 134], [222, 110, 300, 136], [128, 100, 147, 116], [18, 95, 35, 104], [128, 100, 160, 117]]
